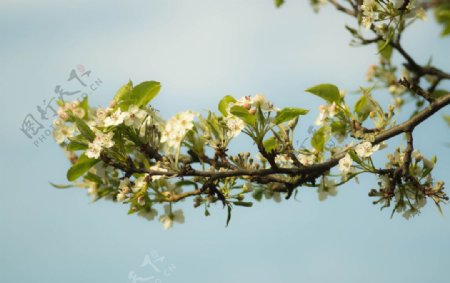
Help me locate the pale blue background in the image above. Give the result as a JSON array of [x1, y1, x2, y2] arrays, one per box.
[[1, 1, 449, 282]]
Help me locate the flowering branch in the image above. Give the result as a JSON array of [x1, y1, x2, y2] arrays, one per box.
[[51, 1, 450, 229]]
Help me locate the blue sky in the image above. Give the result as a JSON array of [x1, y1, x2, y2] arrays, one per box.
[[1, 1, 449, 282]]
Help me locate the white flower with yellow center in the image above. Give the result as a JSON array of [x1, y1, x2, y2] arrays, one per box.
[[124, 105, 147, 128], [52, 119, 76, 144], [86, 130, 115, 159], [355, 141, 380, 158], [104, 108, 128, 127], [132, 175, 148, 193], [275, 154, 294, 168], [160, 111, 196, 152], [297, 153, 315, 166], [315, 103, 337, 125], [159, 204, 185, 230], [225, 115, 245, 137], [338, 153, 353, 175], [318, 176, 337, 201]]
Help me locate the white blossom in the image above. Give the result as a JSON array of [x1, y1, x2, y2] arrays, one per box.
[[132, 176, 148, 192], [315, 103, 337, 125], [160, 111, 196, 151], [355, 141, 380, 158], [52, 119, 76, 144], [297, 153, 315, 166], [225, 115, 245, 137], [338, 153, 353, 174], [124, 105, 147, 128], [159, 204, 185, 230], [86, 131, 115, 159], [275, 154, 294, 168], [318, 176, 337, 201], [149, 164, 168, 181], [104, 108, 128, 127]]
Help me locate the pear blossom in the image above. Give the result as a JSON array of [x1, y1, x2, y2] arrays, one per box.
[[275, 154, 294, 168], [132, 176, 148, 192], [338, 153, 353, 175], [318, 176, 337, 201], [124, 105, 147, 128], [355, 141, 380, 158], [138, 208, 158, 221], [116, 192, 127, 202], [86, 131, 115, 159], [253, 94, 277, 111], [297, 153, 315, 166], [149, 164, 168, 181], [315, 103, 337, 125], [104, 108, 128, 127], [159, 204, 185, 230], [225, 115, 245, 137], [160, 111, 196, 151], [52, 119, 76, 144]]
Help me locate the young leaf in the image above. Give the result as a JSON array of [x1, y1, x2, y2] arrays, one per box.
[[232, 201, 253, 207], [73, 116, 95, 142], [311, 126, 329, 152], [230, 106, 256, 126], [274, 0, 284, 8], [263, 136, 278, 152], [274, 107, 309, 124], [49, 182, 73, 189], [132, 81, 161, 107], [305, 84, 340, 103], [67, 154, 100, 181], [114, 80, 133, 102], [67, 141, 88, 151], [218, 95, 236, 116]]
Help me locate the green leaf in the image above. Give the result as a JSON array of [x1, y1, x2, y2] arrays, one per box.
[[67, 154, 100, 181], [232, 201, 253, 207], [274, 0, 284, 8], [305, 84, 340, 104], [67, 141, 88, 151], [378, 41, 393, 61], [377, 29, 394, 55], [226, 204, 232, 227], [79, 96, 89, 119], [114, 81, 161, 109], [263, 136, 277, 153], [49, 182, 73, 189], [252, 188, 264, 201], [113, 80, 133, 102], [132, 81, 161, 107], [354, 94, 370, 121], [274, 107, 309, 125], [230, 106, 256, 126], [311, 126, 329, 152], [218, 95, 236, 116], [73, 116, 95, 142]]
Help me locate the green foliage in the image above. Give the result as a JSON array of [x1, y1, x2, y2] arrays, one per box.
[[230, 105, 256, 126], [274, 107, 309, 125], [305, 84, 341, 104], [67, 154, 100, 181], [114, 80, 161, 109], [218, 95, 236, 116], [311, 126, 329, 152], [435, 4, 450, 37], [274, 0, 284, 8]]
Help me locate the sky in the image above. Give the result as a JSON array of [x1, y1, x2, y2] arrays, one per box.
[[1, 1, 449, 283]]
